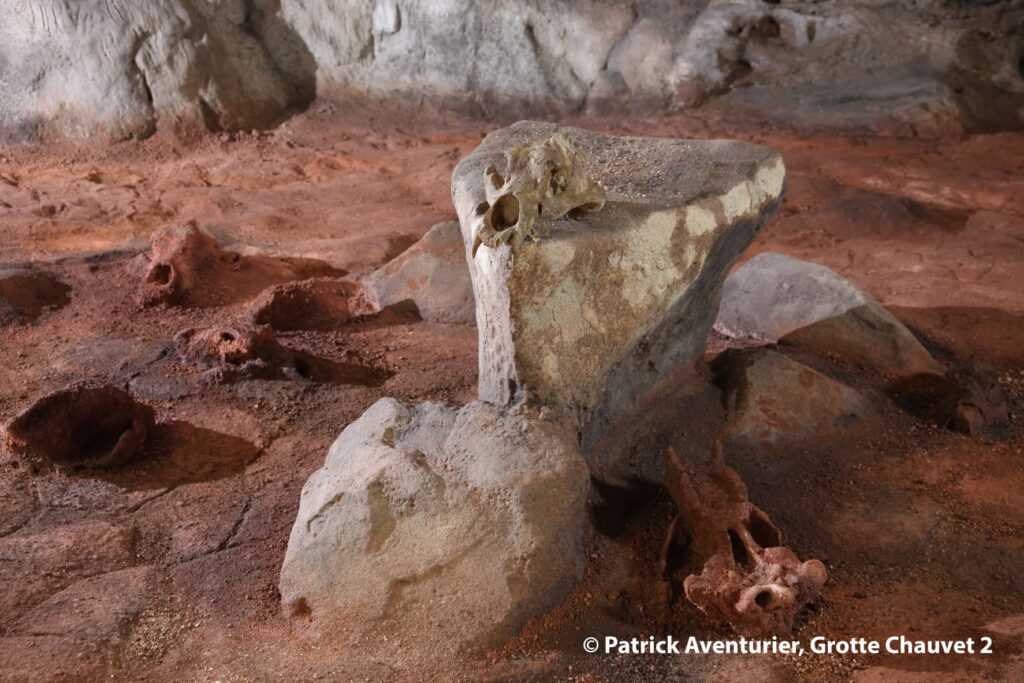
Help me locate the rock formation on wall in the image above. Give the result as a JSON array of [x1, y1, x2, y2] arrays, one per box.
[[0, 0, 316, 141], [3, 0, 1022, 140]]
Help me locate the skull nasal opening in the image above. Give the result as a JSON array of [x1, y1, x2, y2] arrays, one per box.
[[492, 194, 520, 229]]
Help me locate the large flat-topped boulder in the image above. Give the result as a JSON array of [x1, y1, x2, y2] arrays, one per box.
[[452, 122, 785, 433]]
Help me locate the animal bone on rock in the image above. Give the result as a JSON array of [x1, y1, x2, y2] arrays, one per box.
[[664, 445, 827, 636], [473, 133, 606, 255], [173, 324, 361, 386], [174, 325, 280, 371], [453, 122, 785, 480]]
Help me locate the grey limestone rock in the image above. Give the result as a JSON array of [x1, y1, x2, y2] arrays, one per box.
[[453, 121, 785, 479], [715, 252, 944, 379], [278, 397, 588, 653]]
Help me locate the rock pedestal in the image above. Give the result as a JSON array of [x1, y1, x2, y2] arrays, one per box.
[[453, 121, 785, 478], [280, 121, 787, 651]]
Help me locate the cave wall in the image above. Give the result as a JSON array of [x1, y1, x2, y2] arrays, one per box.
[[2, 0, 1022, 141]]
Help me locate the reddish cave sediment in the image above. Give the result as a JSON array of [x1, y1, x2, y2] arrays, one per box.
[[0, 105, 1021, 681]]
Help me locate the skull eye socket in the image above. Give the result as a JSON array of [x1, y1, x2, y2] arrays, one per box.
[[147, 263, 172, 286], [548, 165, 569, 195], [491, 194, 520, 229]]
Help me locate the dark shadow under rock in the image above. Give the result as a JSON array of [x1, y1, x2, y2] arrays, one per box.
[[339, 299, 423, 332], [583, 366, 724, 484], [286, 352, 391, 387], [590, 476, 670, 541], [96, 421, 260, 491], [887, 372, 961, 428], [0, 266, 71, 325]]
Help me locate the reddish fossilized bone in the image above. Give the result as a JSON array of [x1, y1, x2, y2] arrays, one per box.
[[664, 444, 827, 636]]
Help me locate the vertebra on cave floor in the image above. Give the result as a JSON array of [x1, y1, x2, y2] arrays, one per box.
[[173, 324, 390, 387], [662, 444, 827, 636], [173, 325, 281, 383]]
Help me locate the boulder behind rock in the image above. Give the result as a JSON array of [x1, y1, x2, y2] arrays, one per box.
[[712, 348, 873, 445], [715, 252, 944, 379], [361, 220, 475, 324]]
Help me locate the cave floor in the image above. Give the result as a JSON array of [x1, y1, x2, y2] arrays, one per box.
[[0, 106, 1022, 682]]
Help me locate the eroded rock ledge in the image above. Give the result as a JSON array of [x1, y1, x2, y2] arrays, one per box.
[[3, 1, 1022, 140]]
